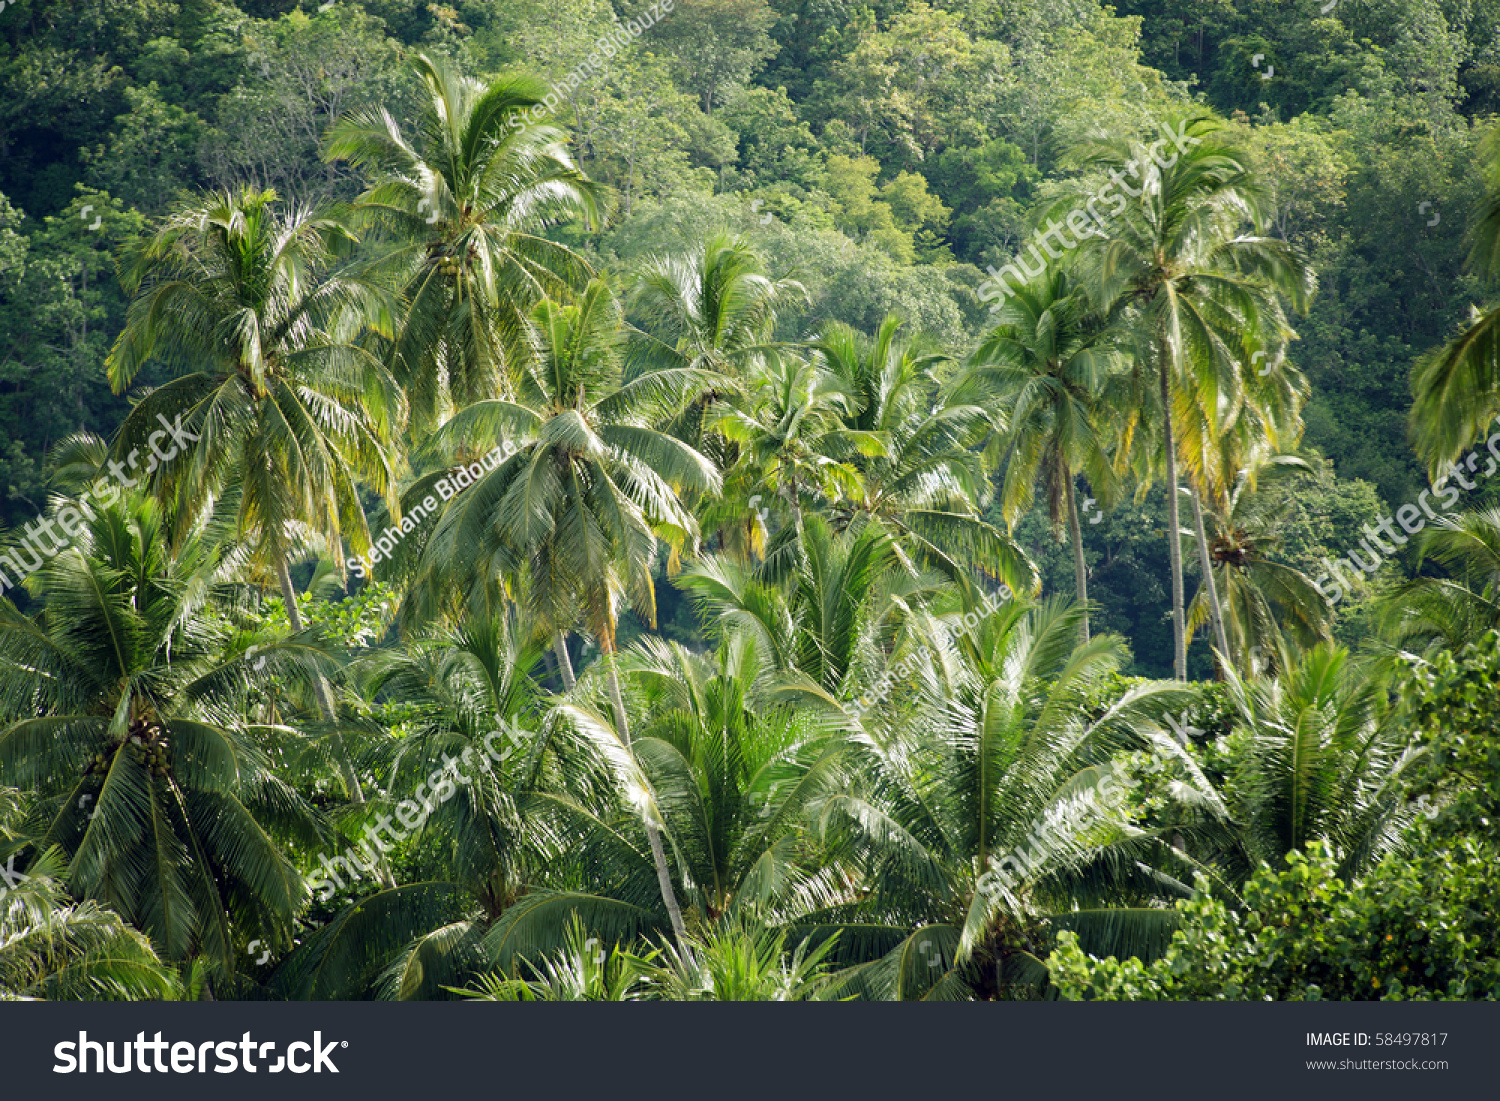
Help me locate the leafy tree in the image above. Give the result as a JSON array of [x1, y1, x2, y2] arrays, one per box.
[[0, 190, 146, 530], [652, 0, 781, 115], [807, 2, 1006, 165], [1049, 838, 1500, 1000], [823, 154, 917, 263], [880, 171, 954, 263], [201, 6, 409, 207], [716, 86, 827, 193]]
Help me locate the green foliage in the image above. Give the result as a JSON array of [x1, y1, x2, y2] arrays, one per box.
[[4, 0, 1500, 1006], [1404, 628, 1500, 835], [1049, 839, 1500, 1000]]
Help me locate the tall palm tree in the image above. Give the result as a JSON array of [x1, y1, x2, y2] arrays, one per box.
[[324, 52, 602, 431], [406, 278, 721, 943], [709, 351, 874, 541], [816, 315, 1041, 598], [103, 186, 404, 757], [628, 233, 805, 556], [0, 495, 318, 970], [1063, 115, 1314, 678], [1185, 454, 1333, 675], [627, 232, 804, 434], [957, 271, 1124, 639]]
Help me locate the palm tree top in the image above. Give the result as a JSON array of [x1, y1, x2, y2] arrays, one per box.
[[325, 53, 600, 238], [107, 186, 393, 398]]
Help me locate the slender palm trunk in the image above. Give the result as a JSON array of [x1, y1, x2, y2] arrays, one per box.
[[1159, 359, 1187, 681], [787, 465, 805, 543], [605, 647, 688, 945], [553, 630, 577, 691], [275, 558, 341, 728], [275, 557, 393, 887], [1064, 476, 1090, 645], [1189, 486, 1231, 672]]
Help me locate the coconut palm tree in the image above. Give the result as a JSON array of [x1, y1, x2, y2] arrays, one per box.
[[619, 634, 851, 925], [404, 277, 721, 943], [474, 632, 853, 971], [956, 271, 1124, 639], [0, 848, 181, 1001], [1376, 507, 1500, 655], [456, 916, 652, 1001], [269, 614, 592, 1000], [103, 186, 404, 758], [676, 514, 946, 702], [1062, 115, 1314, 679], [0, 494, 319, 970], [812, 314, 1040, 599], [628, 233, 806, 556], [708, 350, 874, 543], [801, 597, 1225, 999], [628, 918, 843, 1001], [1185, 454, 1333, 675], [324, 52, 602, 430], [626, 231, 804, 445]]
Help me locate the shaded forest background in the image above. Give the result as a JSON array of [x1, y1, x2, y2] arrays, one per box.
[[1, 0, 1494, 674]]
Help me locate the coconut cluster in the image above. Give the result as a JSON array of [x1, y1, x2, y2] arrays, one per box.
[[427, 241, 479, 280], [85, 717, 171, 780]]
